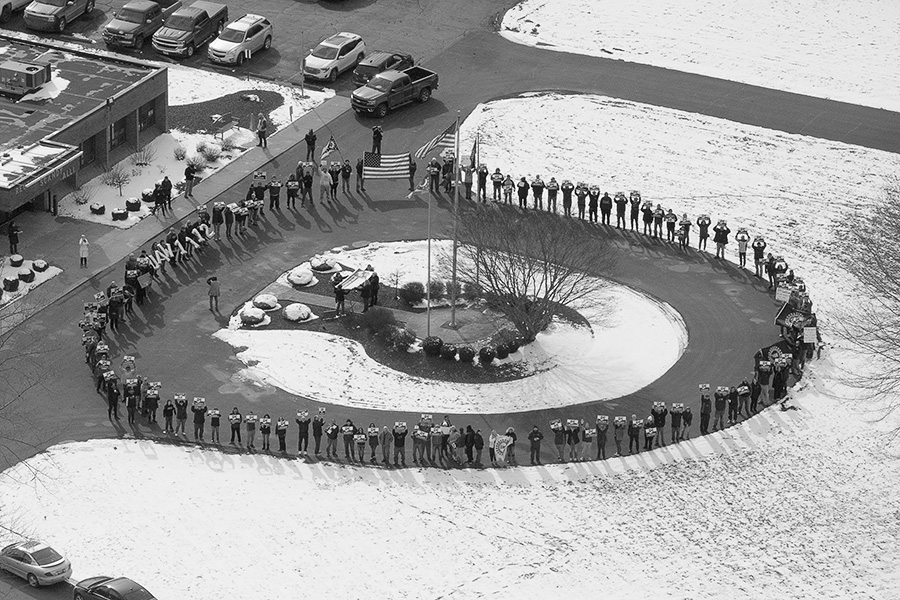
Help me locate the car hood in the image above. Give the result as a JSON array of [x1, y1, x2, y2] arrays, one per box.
[[154, 26, 190, 41], [76, 576, 112, 590], [25, 2, 62, 16], [105, 18, 141, 34], [352, 86, 385, 102], [305, 55, 335, 70], [208, 38, 239, 53]]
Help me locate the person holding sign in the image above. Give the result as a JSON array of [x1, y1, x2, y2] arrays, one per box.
[[505, 427, 518, 465], [474, 429, 485, 466], [579, 421, 592, 461], [552, 421, 565, 462], [596, 417, 609, 460], [228, 407, 242, 444], [276, 418, 289, 454], [312, 413, 325, 456], [246, 412, 258, 449], [163, 399, 175, 434], [737, 379, 751, 418], [628, 415, 641, 454], [325, 420, 339, 458], [354, 426, 366, 460], [342, 419, 357, 461], [367, 423, 379, 463], [174, 395, 188, 436], [411, 424, 425, 465], [670, 406, 683, 443], [613, 418, 626, 457], [392, 424, 408, 467], [682, 408, 693, 441], [651, 403, 668, 447], [209, 408, 221, 443], [379, 425, 392, 464], [296, 411, 311, 455], [727, 386, 740, 424], [430, 426, 443, 465], [191, 399, 208, 441], [750, 375, 762, 414], [644, 415, 656, 451], [713, 388, 727, 431], [528, 425, 544, 466], [566, 420, 580, 462], [260, 414, 272, 451]]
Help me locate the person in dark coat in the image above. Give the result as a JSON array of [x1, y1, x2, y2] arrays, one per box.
[[341, 160, 353, 193], [106, 377, 121, 420], [192, 401, 208, 440], [587, 186, 600, 223], [697, 215, 711, 250], [641, 202, 654, 235], [599, 192, 613, 225], [516, 177, 529, 209], [408, 157, 417, 191], [371, 125, 382, 154], [530, 176, 545, 210], [473, 429, 484, 465], [392, 425, 407, 466], [628, 415, 641, 454], [160, 176, 173, 209], [614, 193, 628, 228], [285, 174, 300, 209], [174, 395, 189, 435], [727, 386, 739, 424], [342, 419, 357, 460], [184, 164, 196, 199], [312, 414, 324, 456], [527, 425, 544, 465], [163, 400, 176, 434], [304, 129, 316, 161], [7, 221, 21, 254], [750, 375, 762, 414], [596, 418, 608, 459], [561, 180, 574, 217], [629, 193, 641, 230], [296, 412, 310, 455], [355, 157, 365, 192], [682, 407, 693, 440], [464, 425, 476, 464], [713, 220, 732, 259], [651, 403, 668, 447]]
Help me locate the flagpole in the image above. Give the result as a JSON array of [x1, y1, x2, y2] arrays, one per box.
[[426, 187, 432, 338], [450, 110, 461, 328]]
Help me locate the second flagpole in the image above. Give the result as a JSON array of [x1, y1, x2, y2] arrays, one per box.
[[449, 110, 461, 328]]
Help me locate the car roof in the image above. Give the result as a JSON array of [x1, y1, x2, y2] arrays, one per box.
[[226, 13, 268, 31], [374, 70, 407, 82], [19, 540, 49, 552], [359, 51, 405, 66], [122, 0, 158, 11], [106, 577, 155, 599], [320, 32, 361, 48]]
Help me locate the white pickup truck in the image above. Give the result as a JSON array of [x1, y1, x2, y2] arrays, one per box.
[[1, 0, 33, 23]]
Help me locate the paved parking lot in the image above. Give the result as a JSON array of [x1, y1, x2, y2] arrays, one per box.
[[1, 0, 516, 91]]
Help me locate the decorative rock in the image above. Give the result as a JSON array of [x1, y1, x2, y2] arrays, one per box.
[[310, 255, 337, 272], [17, 267, 34, 283], [3, 276, 20, 292], [141, 188, 155, 203], [126, 197, 142, 211], [252, 293, 279, 310], [90, 203, 105, 215], [287, 266, 316, 286], [111, 208, 129, 221], [283, 303, 312, 322], [32, 259, 49, 273], [8, 254, 23, 268], [239, 306, 266, 325]]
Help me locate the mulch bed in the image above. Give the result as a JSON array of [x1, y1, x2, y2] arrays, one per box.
[[169, 90, 285, 133]]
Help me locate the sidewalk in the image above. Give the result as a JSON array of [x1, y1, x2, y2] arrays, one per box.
[[0, 96, 351, 327]]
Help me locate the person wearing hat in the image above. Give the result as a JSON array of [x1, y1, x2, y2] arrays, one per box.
[[531, 175, 545, 210], [516, 176, 529, 209], [427, 158, 441, 192], [490, 167, 504, 201], [79, 235, 89, 267], [441, 157, 454, 193]]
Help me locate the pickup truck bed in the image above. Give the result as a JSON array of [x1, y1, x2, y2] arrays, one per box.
[[350, 65, 438, 118]]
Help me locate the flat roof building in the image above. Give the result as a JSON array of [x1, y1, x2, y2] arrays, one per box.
[[0, 33, 167, 219]]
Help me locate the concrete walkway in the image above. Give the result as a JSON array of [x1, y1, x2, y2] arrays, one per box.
[[1, 96, 351, 329]]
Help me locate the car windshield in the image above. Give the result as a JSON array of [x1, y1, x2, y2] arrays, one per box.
[[366, 76, 392, 92], [117, 8, 145, 23], [217, 27, 244, 43], [355, 64, 379, 78], [312, 44, 338, 60], [30, 547, 63, 566], [165, 14, 194, 31]]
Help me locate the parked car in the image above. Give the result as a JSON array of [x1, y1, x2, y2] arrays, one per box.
[[351, 65, 438, 118], [73, 576, 156, 600], [207, 13, 272, 65], [0, 0, 31, 23], [102, 0, 183, 50], [151, 0, 228, 58], [303, 32, 365, 82], [0, 540, 72, 588], [23, 0, 94, 32], [352, 51, 413, 87]]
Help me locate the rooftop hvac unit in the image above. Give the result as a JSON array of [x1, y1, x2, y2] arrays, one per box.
[[0, 61, 52, 96]]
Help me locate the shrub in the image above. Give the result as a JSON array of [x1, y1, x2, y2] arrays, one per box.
[[174, 146, 187, 161], [101, 164, 131, 196], [389, 326, 416, 351], [495, 343, 510, 360], [462, 281, 482, 301], [457, 346, 476, 363], [357, 307, 398, 337], [240, 307, 266, 326], [195, 141, 209, 154], [507, 337, 523, 353], [199, 144, 222, 163], [89, 203, 105, 215], [220, 138, 236, 152], [440, 344, 457, 360], [252, 294, 279, 310], [423, 336, 443, 356], [125, 197, 142, 211], [72, 185, 95, 205], [8, 254, 23, 268], [444, 279, 461, 301], [32, 259, 49, 273], [17, 267, 34, 283], [428, 279, 445, 299], [283, 303, 312, 322], [186, 155, 206, 171], [129, 145, 157, 167], [478, 346, 496, 364], [398, 281, 426, 306]]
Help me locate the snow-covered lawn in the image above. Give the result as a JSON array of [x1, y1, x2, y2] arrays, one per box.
[[458, 93, 900, 307], [166, 64, 334, 129], [501, 0, 900, 111], [0, 258, 61, 308], [214, 240, 688, 413], [1, 368, 898, 599], [57, 131, 254, 229]]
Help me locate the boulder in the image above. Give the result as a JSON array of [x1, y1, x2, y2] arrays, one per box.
[[239, 306, 266, 325], [2, 276, 19, 292], [283, 303, 312, 322], [8, 254, 23, 268], [32, 259, 49, 273], [252, 293, 279, 311], [90, 203, 105, 215]]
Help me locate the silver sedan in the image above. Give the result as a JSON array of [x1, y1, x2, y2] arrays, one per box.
[[0, 541, 72, 587]]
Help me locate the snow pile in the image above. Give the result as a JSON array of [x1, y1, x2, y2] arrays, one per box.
[[231, 302, 270, 329], [500, 0, 900, 111], [280, 263, 318, 287], [18, 68, 69, 102], [251, 293, 280, 311], [214, 241, 687, 413], [166, 65, 335, 129], [282, 303, 317, 323]]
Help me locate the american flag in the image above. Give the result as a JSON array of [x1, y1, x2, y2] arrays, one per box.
[[414, 121, 457, 159], [363, 152, 411, 179]]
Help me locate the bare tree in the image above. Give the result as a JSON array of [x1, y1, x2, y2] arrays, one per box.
[[838, 177, 900, 430], [444, 205, 617, 342], [101, 163, 131, 196]]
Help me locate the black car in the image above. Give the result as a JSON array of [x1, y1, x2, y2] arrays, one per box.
[[74, 576, 156, 600], [352, 51, 414, 87]]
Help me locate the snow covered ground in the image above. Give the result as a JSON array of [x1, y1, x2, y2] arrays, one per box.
[[0, 258, 61, 308], [166, 65, 334, 129], [214, 240, 688, 413], [500, 0, 900, 111]]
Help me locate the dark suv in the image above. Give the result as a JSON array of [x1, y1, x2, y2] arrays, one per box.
[[352, 51, 413, 87]]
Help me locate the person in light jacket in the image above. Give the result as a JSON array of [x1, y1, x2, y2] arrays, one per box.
[[488, 429, 498, 466], [79, 235, 89, 268], [206, 276, 220, 311]]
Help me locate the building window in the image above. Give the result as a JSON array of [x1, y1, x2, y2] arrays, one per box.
[[139, 99, 156, 132], [110, 117, 127, 149], [80, 135, 97, 167]]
